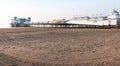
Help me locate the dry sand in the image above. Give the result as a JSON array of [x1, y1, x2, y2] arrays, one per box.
[[0, 28, 120, 66]]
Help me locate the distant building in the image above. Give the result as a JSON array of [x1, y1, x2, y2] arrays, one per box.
[[11, 17, 31, 27], [67, 9, 120, 27]]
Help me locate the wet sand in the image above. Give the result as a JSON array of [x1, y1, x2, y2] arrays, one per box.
[[0, 28, 120, 66]]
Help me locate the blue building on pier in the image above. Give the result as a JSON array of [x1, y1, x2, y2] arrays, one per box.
[[11, 17, 31, 27]]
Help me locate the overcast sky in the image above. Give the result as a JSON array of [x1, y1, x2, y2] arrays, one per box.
[[0, 0, 120, 28]]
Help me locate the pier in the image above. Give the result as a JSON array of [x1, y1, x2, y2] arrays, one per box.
[[11, 22, 119, 29]]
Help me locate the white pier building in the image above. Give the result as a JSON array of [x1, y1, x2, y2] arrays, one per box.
[[67, 9, 120, 27]]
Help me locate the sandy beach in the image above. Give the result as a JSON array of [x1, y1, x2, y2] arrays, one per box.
[[0, 28, 120, 66]]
